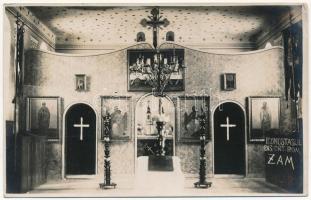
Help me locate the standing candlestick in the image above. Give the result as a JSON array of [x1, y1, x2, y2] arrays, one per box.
[[156, 121, 165, 156], [194, 108, 212, 188], [99, 114, 117, 189]]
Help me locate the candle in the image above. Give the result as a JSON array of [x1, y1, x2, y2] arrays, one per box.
[[142, 56, 145, 65], [164, 58, 168, 65], [146, 58, 151, 65]]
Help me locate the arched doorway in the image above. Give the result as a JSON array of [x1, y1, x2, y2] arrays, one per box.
[[214, 102, 245, 175], [65, 103, 96, 175], [135, 94, 175, 157]]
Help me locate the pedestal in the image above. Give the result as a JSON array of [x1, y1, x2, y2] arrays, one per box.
[[135, 156, 184, 193], [99, 182, 117, 189], [194, 181, 212, 188]]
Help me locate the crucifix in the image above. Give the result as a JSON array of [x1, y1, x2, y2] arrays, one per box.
[[220, 116, 236, 141], [73, 117, 90, 141], [140, 7, 170, 49]]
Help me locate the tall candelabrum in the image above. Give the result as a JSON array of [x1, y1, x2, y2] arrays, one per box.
[[156, 121, 165, 156], [194, 111, 212, 188], [99, 114, 117, 189]]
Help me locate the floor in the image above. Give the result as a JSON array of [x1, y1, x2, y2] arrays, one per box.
[[8, 174, 294, 197]]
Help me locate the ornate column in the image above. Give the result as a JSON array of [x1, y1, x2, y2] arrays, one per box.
[[13, 15, 25, 173], [99, 114, 116, 189]]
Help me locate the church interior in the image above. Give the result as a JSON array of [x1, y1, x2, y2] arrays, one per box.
[[3, 4, 306, 197]]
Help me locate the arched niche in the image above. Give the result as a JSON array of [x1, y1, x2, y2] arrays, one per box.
[[135, 93, 175, 156], [166, 31, 175, 42], [136, 32, 146, 42]]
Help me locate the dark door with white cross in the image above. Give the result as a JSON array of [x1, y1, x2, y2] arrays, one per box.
[[65, 103, 96, 175], [214, 102, 245, 175]]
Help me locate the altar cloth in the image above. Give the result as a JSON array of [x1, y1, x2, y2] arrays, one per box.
[[148, 155, 174, 171]]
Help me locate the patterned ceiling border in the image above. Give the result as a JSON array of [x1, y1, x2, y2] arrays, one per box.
[[55, 41, 257, 51], [256, 6, 302, 48], [27, 42, 282, 58], [5, 6, 56, 49]]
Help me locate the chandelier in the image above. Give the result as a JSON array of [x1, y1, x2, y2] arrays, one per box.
[[137, 7, 185, 96]]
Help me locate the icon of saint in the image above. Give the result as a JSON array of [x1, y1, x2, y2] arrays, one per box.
[[38, 102, 50, 136], [260, 101, 271, 135], [184, 105, 200, 136]]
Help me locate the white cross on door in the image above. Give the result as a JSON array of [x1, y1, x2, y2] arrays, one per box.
[[73, 117, 90, 141], [220, 116, 236, 141]]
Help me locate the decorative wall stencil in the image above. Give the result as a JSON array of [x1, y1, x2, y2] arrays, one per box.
[[248, 96, 280, 142], [128, 49, 185, 92], [26, 96, 62, 140], [101, 96, 132, 141], [9, 7, 56, 45], [29, 36, 39, 49], [178, 96, 210, 142]]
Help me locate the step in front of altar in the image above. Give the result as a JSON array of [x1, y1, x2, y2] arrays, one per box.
[[134, 156, 185, 193]]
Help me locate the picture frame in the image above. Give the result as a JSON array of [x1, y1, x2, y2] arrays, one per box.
[[248, 96, 281, 143], [101, 96, 132, 141], [75, 74, 87, 91], [26, 96, 62, 141], [177, 96, 210, 142], [127, 49, 185, 92], [221, 73, 236, 91]]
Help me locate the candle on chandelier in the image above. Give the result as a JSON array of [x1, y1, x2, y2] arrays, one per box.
[[146, 58, 151, 65], [164, 58, 168, 65]]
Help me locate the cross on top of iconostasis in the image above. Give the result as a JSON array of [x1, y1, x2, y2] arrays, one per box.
[[140, 7, 170, 49]]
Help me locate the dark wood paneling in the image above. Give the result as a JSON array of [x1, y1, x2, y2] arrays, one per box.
[[19, 134, 47, 193]]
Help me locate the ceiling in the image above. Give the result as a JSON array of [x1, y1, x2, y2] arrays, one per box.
[[28, 6, 291, 49]]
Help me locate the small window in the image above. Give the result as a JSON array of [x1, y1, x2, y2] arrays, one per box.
[[166, 31, 175, 41], [136, 32, 145, 42]]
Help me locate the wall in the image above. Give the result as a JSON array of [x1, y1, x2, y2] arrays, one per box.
[[4, 9, 57, 185], [55, 43, 254, 54], [22, 42, 285, 180], [4, 11, 15, 121], [4, 10, 55, 121]]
